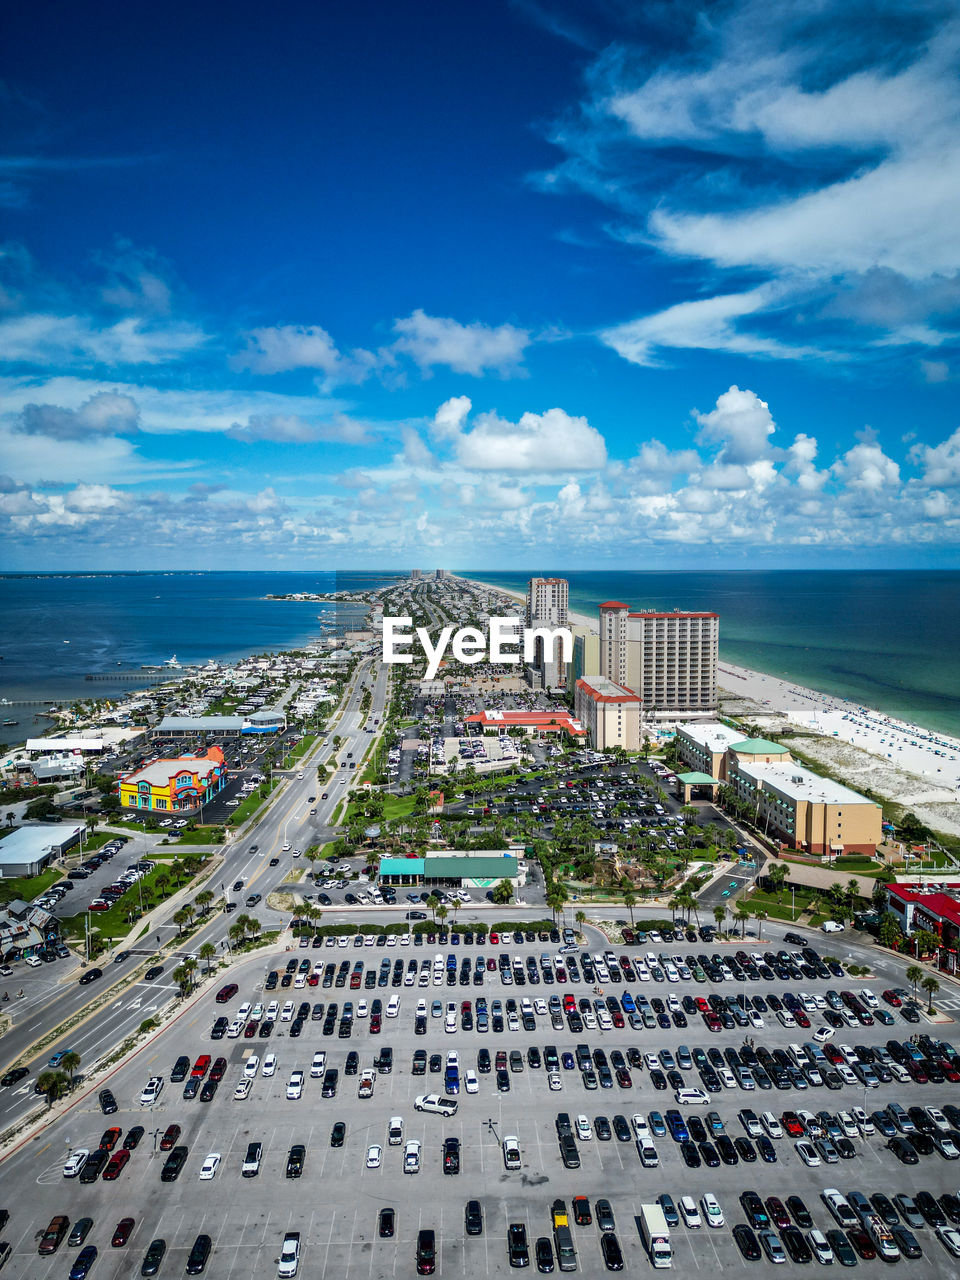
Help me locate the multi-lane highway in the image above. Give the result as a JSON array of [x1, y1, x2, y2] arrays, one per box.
[[0, 656, 389, 1133]]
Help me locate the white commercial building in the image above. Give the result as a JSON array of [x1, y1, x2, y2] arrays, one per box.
[[526, 577, 569, 690]]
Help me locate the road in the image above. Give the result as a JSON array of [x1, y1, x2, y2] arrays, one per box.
[[0, 656, 388, 1133]]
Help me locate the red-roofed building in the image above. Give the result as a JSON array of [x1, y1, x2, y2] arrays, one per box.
[[884, 882, 960, 970], [574, 676, 641, 750], [465, 709, 586, 739]]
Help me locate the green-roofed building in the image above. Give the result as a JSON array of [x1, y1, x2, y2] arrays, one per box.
[[379, 850, 522, 890], [728, 738, 790, 757], [674, 771, 719, 803]]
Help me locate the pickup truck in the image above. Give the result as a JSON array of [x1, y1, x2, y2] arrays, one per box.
[[551, 1200, 577, 1273], [278, 1230, 301, 1278], [358, 1070, 376, 1099]]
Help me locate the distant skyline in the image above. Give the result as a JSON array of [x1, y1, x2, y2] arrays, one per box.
[[2, 0, 959, 569]]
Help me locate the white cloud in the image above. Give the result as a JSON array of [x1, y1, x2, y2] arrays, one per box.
[[694, 385, 776, 465], [0, 312, 207, 366], [392, 309, 530, 376], [910, 427, 960, 488], [15, 391, 140, 440], [233, 324, 379, 387], [226, 413, 371, 445], [432, 395, 472, 439], [600, 286, 818, 366], [833, 436, 901, 492], [455, 406, 607, 472], [921, 359, 950, 383]]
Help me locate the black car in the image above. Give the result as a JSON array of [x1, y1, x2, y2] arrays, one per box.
[[535, 1236, 554, 1273], [171, 1055, 191, 1082], [98, 1088, 118, 1115], [787, 1196, 813, 1229], [182, 1076, 201, 1100], [465, 1201, 483, 1236], [891, 1226, 923, 1259], [612, 1114, 631, 1142], [140, 1238, 166, 1277], [79, 1149, 108, 1182], [508, 1223, 530, 1268], [378, 1207, 395, 1238], [185, 1233, 212, 1275], [600, 1232, 624, 1271], [78, 967, 103, 986], [123, 1125, 144, 1150], [160, 1145, 188, 1181], [286, 1144, 305, 1178], [322, 1069, 338, 1098], [782, 1226, 812, 1263], [733, 1225, 762, 1261], [144, 965, 164, 982], [889, 1136, 920, 1164], [330, 1121, 346, 1147], [0, 1067, 29, 1087]]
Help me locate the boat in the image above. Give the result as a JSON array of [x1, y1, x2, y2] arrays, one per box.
[[163, 655, 181, 668], [2, 719, 15, 726]]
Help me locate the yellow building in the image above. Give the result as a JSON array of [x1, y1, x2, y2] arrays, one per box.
[[118, 746, 227, 812]]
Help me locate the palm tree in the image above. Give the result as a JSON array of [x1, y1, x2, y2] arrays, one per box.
[[426, 893, 439, 923], [623, 891, 636, 926], [921, 975, 940, 1013], [172, 964, 190, 997], [734, 905, 750, 937], [172, 907, 191, 936], [61, 1050, 81, 1089], [905, 963, 924, 1002], [36, 1069, 68, 1108], [154, 871, 170, 898], [195, 889, 214, 916], [199, 942, 216, 973], [228, 921, 245, 949], [713, 904, 726, 934], [767, 864, 788, 902], [436, 905, 449, 929], [752, 906, 767, 940], [575, 910, 586, 938]]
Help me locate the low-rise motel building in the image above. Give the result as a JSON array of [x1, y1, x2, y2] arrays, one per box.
[[675, 722, 882, 856], [118, 746, 227, 813], [883, 883, 960, 973], [464, 709, 587, 740], [573, 676, 642, 751]]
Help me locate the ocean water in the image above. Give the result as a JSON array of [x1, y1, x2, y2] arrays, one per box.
[[3, 570, 960, 744], [460, 570, 960, 739], [0, 571, 397, 743]]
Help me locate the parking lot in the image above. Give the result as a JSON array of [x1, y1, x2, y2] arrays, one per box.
[[3, 928, 960, 1278]]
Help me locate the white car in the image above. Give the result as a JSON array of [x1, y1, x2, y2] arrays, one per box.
[[63, 1148, 89, 1178], [403, 1139, 421, 1173], [233, 1079, 252, 1100], [576, 1115, 592, 1140], [227, 1019, 244, 1038], [356, 1000, 368, 1018], [464, 1070, 479, 1094], [416, 999, 427, 1017], [280, 1001, 295, 1022], [812, 1026, 835, 1044], [795, 1140, 822, 1167], [310, 1051, 326, 1078], [502, 1135, 521, 1170], [366, 1144, 382, 1168], [199, 1152, 221, 1180], [637, 1138, 659, 1168], [386, 995, 400, 1018], [679, 1196, 702, 1228], [265, 1001, 279, 1021], [139, 1076, 164, 1106], [631, 1113, 649, 1140], [937, 1225, 960, 1258], [262, 1053, 278, 1077], [701, 1193, 724, 1228], [548, 1072, 562, 1091], [243, 1056, 260, 1079], [282, 843, 291, 851], [761, 1111, 784, 1139], [236, 1002, 251, 1020], [859, 987, 879, 1008], [286, 1071, 304, 1100], [927, 1106, 950, 1132]]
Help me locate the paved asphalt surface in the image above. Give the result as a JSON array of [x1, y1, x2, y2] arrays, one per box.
[[2, 919, 959, 1279]]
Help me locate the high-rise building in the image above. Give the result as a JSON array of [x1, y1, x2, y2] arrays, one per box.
[[599, 602, 718, 717], [574, 676, 641, 750], [526, 577, 569, 689], [410, 569, 422, 580]]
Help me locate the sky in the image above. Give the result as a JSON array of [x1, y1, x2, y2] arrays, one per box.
[[2, 0, 960, 570]]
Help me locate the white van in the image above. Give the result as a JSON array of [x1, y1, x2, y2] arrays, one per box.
[[821, 920, 845, 934]]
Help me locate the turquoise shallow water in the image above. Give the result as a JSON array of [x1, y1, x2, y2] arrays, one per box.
[[459, 570, 960, 739]]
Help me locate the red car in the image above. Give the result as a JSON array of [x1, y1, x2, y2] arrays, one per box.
[[307, 973, 319, 987], [823, 1044, 843, 1065], [781, 1112, 804, 1137], [209, 1057, 227, 1082], [696, 997, 710, 1013], [765, 1197, 791, 1230], [611, 1010, 625, 1029], [563, 995, 576, 1013], [111, 1217, 135, 1247], [102, 1150, 130, 1181], [703, 1012, 722, 1033], [215, 983, 238, 1004], [99, 1127, 122, 1151], [159, 1124, 181, 1151], [555, 968, 567, 983], [370, 1014, 381, 1034], [244, 1020, 259, 1038], [191, 1054, 211, 1079], [794, 1011, 811, 1029], [882, 989, 902, 1007]]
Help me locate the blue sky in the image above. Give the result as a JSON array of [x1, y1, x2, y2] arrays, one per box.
[[2, 0, 959, 569]]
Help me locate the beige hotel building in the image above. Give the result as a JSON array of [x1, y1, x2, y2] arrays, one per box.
[[599, 601, 719, 718]]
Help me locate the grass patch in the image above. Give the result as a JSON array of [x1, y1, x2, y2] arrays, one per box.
[[0, 866, 65, 906], [281, 734, 317, 767], [744, 886, 815, 922], [168, 826, 224, 845], [226, 779, 282, 827], [60, 859, 212, 948], [380, 794, 416, 821]]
